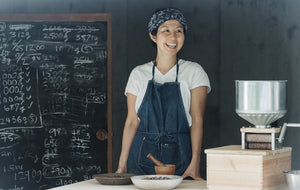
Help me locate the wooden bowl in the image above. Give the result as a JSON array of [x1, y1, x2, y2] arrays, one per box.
[[93, 173, 135, 185], [155, 164, 176, 175]]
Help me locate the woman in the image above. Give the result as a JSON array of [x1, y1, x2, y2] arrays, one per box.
[[116, 7, 210, 180]]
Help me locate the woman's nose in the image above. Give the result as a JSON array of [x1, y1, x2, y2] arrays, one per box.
[[169, 32, 177, 39]]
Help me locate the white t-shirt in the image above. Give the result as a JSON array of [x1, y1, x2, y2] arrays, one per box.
[[125, 59, 211, 126]]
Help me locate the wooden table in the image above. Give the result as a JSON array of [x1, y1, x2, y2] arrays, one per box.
[[49, 179, 207, 190]]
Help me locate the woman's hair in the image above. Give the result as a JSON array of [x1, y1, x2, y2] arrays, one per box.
[[150, 29, 158, 36]]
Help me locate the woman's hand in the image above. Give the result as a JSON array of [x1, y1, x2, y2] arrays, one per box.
[[115, 166, 127, 174], [182, 164, 204, 181]]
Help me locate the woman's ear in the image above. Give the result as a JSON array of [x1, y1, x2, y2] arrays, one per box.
[[149, 32, 157, 43]]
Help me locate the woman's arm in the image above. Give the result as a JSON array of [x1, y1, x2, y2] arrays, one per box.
[[182, 86, 207, 180], [116, 93, 140, 173]]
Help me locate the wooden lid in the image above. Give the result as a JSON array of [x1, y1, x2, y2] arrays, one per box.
[[204, 145, 292, 155]]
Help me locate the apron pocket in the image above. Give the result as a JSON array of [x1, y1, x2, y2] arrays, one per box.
[[138, 136, 160, 173], [160, 143, 179, 164], [161, 143, 183, 173]]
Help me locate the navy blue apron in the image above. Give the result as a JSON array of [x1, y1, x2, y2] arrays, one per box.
[[127, 62, 192, 175]]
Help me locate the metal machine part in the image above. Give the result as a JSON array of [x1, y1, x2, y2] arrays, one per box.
[[235, 80, 300, 150], [241, 123, 300, 150], [235, 80, 287, 128], [278, 123, 300, 143]]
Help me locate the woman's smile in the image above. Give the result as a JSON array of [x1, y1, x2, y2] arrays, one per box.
[[166, 43, 177, 49]]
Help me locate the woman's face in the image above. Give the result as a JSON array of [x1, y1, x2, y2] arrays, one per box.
[[150, 20, 185, 56]]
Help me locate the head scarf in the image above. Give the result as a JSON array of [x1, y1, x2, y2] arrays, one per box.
[[148, 8, 187, 33]]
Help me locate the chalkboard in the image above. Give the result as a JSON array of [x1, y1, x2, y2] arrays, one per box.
[[0, 14, 112, 189]]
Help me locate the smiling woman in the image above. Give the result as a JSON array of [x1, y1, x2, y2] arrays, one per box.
[[116, 7, 211, 180]]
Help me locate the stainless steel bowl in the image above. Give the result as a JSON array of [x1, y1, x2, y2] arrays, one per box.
[[284, 170, 300, 190], [235, 80, 287, 128]]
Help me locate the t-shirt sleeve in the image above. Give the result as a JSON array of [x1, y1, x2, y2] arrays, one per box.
[[124, 68, 140, 96], [190, 64, 211, 93]]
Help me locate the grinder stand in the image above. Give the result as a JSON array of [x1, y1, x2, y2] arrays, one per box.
[[240, 127, 281, 150]]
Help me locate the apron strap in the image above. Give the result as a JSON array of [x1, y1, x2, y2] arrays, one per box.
[[152, 61, 156, 80], [175, 63, 179, 82]]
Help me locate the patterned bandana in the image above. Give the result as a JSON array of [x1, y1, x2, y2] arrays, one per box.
[[148, 8, 187, 33]]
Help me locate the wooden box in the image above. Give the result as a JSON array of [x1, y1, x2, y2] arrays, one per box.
[[205, 145, 291, 190]]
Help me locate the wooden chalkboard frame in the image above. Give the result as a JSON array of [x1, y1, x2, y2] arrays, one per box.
[[0, 13, 113, 172]]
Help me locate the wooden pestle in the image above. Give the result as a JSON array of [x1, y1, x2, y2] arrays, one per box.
[[147, 153, 165, 166]]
